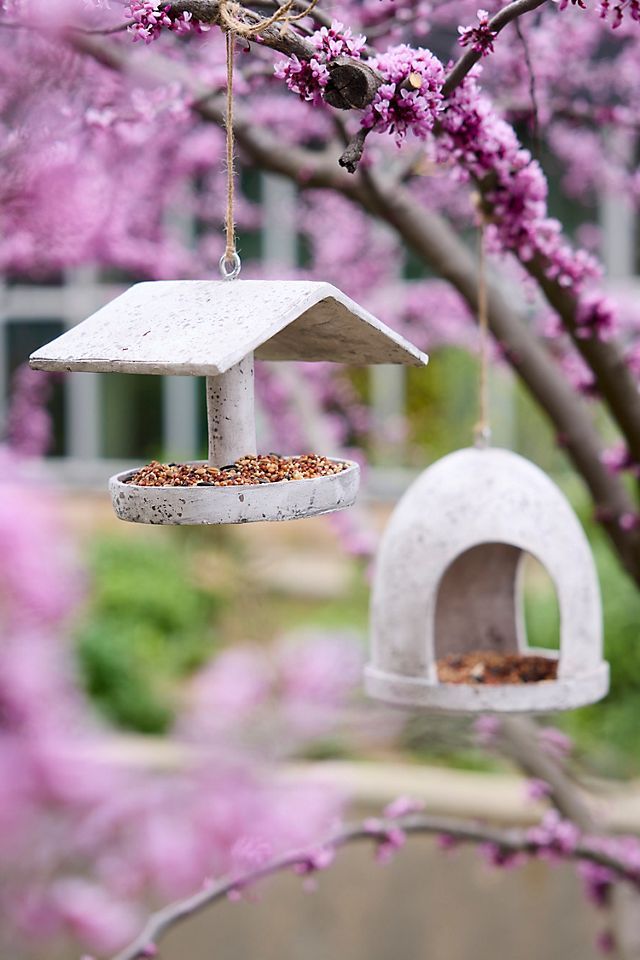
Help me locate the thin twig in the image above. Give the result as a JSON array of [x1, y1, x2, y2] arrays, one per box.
[[111, 813, 640, 960], [515, 18, 540, 157], [442, 0, 549, 97]]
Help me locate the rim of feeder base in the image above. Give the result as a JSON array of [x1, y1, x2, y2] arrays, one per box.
[[109, 459, 359, 525], [364, 660, 609, 714]]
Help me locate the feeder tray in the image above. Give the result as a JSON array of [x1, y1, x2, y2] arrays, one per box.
[[29, 280, 427, 525], [111, 457, 359, 524], [365, 447, 609, 714]]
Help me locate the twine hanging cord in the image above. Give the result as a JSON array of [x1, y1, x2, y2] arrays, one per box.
[[218, 0, 320, 37], [221, 28, 239, 278], [474, 212, 492, 447], [217, 0, 319, 280]]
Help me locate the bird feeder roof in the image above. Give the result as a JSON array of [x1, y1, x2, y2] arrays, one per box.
[[29, 280, 428, 376]]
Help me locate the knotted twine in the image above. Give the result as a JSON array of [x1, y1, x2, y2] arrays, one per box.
[[218, 0, 319, 279]]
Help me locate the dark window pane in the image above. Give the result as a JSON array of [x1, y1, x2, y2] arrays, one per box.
[[6, 319, 66, 456], [5, 272, 64, 287], [102, 373, 163, 460]]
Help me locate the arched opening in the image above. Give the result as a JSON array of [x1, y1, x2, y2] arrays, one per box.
[[521, 553, 561, 653], [434, 543, 559, 685], [434, 543, 524, 659]]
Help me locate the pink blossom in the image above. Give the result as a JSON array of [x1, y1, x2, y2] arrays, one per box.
[[480, 842, 527, 870], [50, 879, 140, 954], [274, 20, 365, 105], [274, 55, 330, 106], [600, 443, 635, 474], [363, 816, 407, 862], [384, 796, 425, 819], [293, 846, 335, 874], [458, 9, 497, 55], [6, 366, 56, 458], [575, 293, 618, 341], [525, 778, 553, 802], [527, 811, 581, 858], [598, 0, 640, 27], [596, 929, 616, 954], [619, 511, 640, 531], [538, 726, 573, 761], [472, 714, 501, 747], [578, 860, 616, 907], [184, 645, 273, 735], [277, 631, 363, 736], [310, 20, 366, 59], [126, 0, 210, 42], [362, 45, 445, 143]]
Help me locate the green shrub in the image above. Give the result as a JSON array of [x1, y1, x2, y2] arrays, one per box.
[[524, 502, 640, 777], [76, 536, 222, 733]]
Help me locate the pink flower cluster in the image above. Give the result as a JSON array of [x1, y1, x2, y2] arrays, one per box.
[[527, 810, 581, 857], [0, 444, 374, 957], [274, 31, 445, 144], [575, 292, 617, 340], [555, 0, 640, 26], [458, 9, 497, 55], [362, 45, 445, 143], [438, 75, 602, 308], [578, 834, 640, 906], [537, 725, 574, 761], [274, 21, 365, 106], [126, 0, 210, 43], [598, 0, 640, 25], [310, 21, 367, 59], [601, 442, 639, 476], [6, 365, 55, 458]]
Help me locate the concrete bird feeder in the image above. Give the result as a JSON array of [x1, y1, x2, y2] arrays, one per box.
[[365, 447, 609, 713], [30, 279, 427, 525]]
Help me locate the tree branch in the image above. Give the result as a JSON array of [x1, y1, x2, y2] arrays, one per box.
[[499, 717, 596, 830], [68, 31, 640, 584], [346, 169, 640, 581], [527, 253, 640, 465], [161, 0, 640, 469], [111, 811, 640, 960], [441, 0, 549, 97], [139, 0, 549, 124]]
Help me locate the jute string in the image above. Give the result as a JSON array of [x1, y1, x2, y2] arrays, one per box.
[[222, 28, 237, 272], [474, 217, 492, 447], [218, 0, 320, 38], [219, 0, 319, 279]]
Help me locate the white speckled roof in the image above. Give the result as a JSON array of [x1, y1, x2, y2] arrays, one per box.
[[30, 279, 428, 376]]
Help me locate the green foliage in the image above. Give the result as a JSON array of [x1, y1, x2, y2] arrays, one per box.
[[524, 505, 640, 777], [561, 526, 640, 777], [405, 348, 477, 460], [76, 535, 222, 733]]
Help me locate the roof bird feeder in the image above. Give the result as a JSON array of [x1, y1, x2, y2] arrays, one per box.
[[30, 279, 427, 525], [366, 447, 609, 713]]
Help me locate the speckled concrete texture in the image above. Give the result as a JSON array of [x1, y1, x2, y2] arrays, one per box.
[[110, 459, 360, 525], [366, 447, 609, 713]]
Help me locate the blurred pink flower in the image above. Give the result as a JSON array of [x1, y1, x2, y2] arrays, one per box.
[[277, 631, 363, 736]]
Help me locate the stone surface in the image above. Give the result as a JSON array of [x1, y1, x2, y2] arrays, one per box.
[[29, 280, 428, 375], [205, 355, 256, 465], [365, 446, 609, 714], [110, 458, 359, 525]]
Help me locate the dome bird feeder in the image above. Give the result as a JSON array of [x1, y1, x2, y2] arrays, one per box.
[[366, 447, 609, 713], [30, 279, 427, 525]]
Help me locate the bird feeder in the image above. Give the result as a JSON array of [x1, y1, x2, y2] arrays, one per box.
[[365, 446, 609, 713], [30, 279, 427, 525]]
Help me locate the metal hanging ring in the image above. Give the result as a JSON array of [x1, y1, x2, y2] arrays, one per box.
[[219, 251, 241, 280], [473, 423, 492, 449]]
